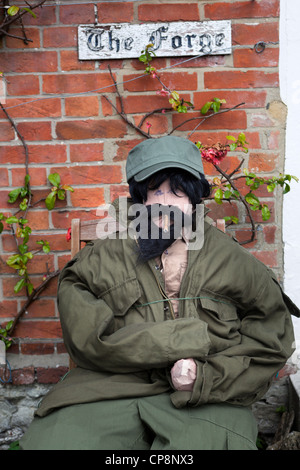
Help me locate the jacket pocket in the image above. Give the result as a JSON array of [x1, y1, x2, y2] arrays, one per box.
[[199, 296, 238, 321], [100, 277, 141, 316]]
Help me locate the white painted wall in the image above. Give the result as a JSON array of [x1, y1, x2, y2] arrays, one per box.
[[280, 0, 300, 363]]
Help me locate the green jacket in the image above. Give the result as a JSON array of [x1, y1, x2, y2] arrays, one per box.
[[36, 202, 299, 417]]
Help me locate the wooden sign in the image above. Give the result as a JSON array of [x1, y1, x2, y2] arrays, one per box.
[[78, 21, 231, 60]]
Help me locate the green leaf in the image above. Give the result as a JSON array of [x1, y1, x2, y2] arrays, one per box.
[[245, 193, 259, 205], [201, 101, 213, 115], [21, 7, 37, 18], [42, 244, 50, 254], [57, 189, 66, 200], [24, 174, 30, 186], [45, 191, 57, 210], [267, 183, 276, 192], [171, 91, 180, 101], [27, 282, 34, 295], [0, 222, 3, 234], [226, 135, 236, 142], [7, 5, 20, 16], [14, 278, 26, 293], [211, 101, 220, 113], [48, 173, 61, 187], [283, 183, 290, 194], [261, 205, 271, 221], [215, 188, 223, 200], [61, 184, 74, 192], [6, 254, 21, 267], [8, 188, 21, 203], [5, 216, 19, 224], [19, 198, 28, 211]]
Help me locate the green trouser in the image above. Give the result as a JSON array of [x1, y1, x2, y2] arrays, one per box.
[[19, 393, 258, 451]]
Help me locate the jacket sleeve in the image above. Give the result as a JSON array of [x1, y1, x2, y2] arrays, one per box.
[[171, 269, 298, 408], [57, 248, 211, 373]]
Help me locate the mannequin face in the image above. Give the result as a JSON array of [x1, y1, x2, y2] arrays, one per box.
[[134, 179, 193, 261]]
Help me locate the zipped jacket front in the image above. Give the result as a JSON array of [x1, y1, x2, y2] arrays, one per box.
[[35, 212, 299, 417]]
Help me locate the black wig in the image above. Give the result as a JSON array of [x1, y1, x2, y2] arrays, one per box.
[[128, 168, 211, 207]]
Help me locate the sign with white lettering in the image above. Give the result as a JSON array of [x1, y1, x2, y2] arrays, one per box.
[[78, 21, 231, 60]]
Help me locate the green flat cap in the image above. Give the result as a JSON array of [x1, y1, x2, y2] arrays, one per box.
[[126, 136, 204, 182]]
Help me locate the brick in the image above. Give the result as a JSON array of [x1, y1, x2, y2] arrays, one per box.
[[267, 130, 280, 150], [251, 250, 278, 268], [5, 27, 40, 48], [0, 300, 18, 318], [0, 51, 58, 73], [0, 98, 61, 119], [43, 26, 77, 48], [263, 225, 277, 244], [232, 230, 258, 248], [60, 50, 95, 71], [65, 96, 99, 117], [138, 3, 200, 21], [28, 144, 67, 164], [170, 55, 226, 68], [205, 1, 279, 19], [22, 5, 56, 25], [0, 122, 14, 141], [193, 90, 267, 110], [232, 23, 279, 46], [205, 200, 239, 220], [25, 210, 51, 231], [6, 75, 40, 96], [172, 109, 247, 131], [43, 72, 115, 94], [0, 168, 8, 186], [20, 298, 56, 318], [51, 164, 123, 185], [0, 145, 26, 164], [249, 113, 274, 128], [15, 122, 52, 141], [70, 142, 104, 162], [133, 114, 168, 135], [21, 342, 55, 354], [52, 210, 98, 230], [246, 201, 275, 224], [204, 71, 279, 89], [110, 185, 130, 202], [13, 319, 62, 339], [57, 342, 67, 354], [199, 131, 261, 150], [248, 153, 278, 173], [113, 138, 145, 162], [56, 119, 127, 140], [97, 2, 134, 23], [11, 167, 47, 186], [11, 367, 35, 385], [203, 156, 242, 177], [70, 187, 105, 208], [59, 4, 96, 24], [124, 72, 198, 92], [233, 48, 279, 68], [117, 94, 173, 115], [36, 366, 69, 384]]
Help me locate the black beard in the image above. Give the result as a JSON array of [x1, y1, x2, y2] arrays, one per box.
[[133, 205, 192, 262]]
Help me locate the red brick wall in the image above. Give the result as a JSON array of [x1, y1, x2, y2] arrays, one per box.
[[0, 0, 282, 384]]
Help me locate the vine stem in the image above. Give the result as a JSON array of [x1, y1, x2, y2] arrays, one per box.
[[213, 163, 256, 244], [8, 269, 60, 336]]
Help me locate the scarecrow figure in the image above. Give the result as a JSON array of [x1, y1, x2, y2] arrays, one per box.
[[20, 136, 299, 450]]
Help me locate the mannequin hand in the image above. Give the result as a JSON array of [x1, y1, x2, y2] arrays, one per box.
[[171, 358, 197, 391]]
